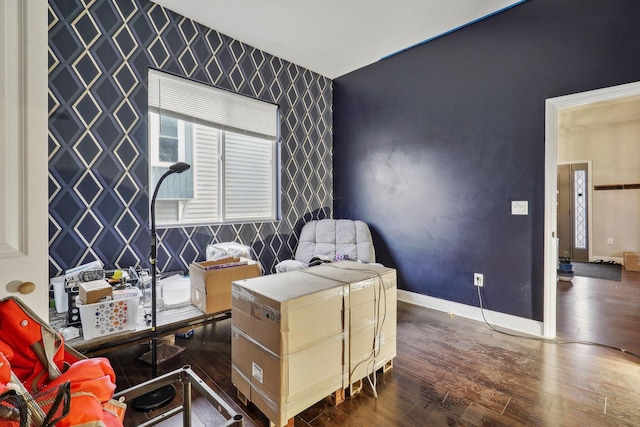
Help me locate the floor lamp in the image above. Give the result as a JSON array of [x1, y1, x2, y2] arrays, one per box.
[[133, 161, 191, 411]]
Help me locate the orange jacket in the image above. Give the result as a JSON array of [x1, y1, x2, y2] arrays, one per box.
[[0, 297, 125, 426]]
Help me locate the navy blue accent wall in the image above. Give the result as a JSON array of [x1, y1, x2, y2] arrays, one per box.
[[333, 0, 640, 320], [48, 0, 332, 277]]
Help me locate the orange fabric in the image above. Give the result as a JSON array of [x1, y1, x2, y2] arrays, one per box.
[[0, 299, 44, 347], [103, 410, 125, 427], [0, 352, 11, 385], [45, 357, 119, 426], [0, 298, 124, 426], [0, 299, 65, 391], [0, 339, 14, 361], [55, 392, 104, 427], [46, 358, 116, 401], [102, 399, 126, 423]]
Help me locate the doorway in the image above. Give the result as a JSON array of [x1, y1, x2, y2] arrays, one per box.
[[543, 80, 640, 339], [557, 163, 589, 262]]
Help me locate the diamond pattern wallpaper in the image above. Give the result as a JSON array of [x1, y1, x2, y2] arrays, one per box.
[[48, 0, 333, 276]]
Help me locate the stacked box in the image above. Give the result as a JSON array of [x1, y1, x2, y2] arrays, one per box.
[[78, 279, 113, 304], [307, 261, 397, 389], [624, 252, 640, 271], [231, 271, 347, 427], [189, 257, 261, 314]]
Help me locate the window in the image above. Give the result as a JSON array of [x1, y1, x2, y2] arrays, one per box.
[[148, 69, 280, 226], [149, 114, 185, 165]]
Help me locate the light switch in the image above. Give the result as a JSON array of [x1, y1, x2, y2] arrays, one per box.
[[511, 201, 528, 215]]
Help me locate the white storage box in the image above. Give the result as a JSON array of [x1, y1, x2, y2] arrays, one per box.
[[79, 296, 140, 341]]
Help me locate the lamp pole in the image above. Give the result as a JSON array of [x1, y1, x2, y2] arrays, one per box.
[[133, 161, 190, 411]]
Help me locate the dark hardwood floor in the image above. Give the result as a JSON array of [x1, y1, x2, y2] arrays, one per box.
[[106, 267, 640, 426]]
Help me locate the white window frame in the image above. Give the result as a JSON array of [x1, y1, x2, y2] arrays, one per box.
[[148, 69, 280, 226], [149, 112, 186, 168]]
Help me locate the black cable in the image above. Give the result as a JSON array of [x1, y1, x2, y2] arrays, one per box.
[[476, 285, 640, 359]]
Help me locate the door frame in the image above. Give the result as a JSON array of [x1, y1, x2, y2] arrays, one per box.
[[544, 81, 640, 338]]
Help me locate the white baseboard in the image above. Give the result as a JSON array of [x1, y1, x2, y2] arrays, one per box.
[[397, 290, 544, 338]]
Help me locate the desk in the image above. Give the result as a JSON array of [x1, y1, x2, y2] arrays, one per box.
[[49, 303, 230, 357]]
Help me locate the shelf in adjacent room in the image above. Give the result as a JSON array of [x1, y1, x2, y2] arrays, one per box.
[[593, 183, 640, 191]]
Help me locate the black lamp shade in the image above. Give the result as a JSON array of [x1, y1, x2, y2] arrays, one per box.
[[169, 162, 190, 174]]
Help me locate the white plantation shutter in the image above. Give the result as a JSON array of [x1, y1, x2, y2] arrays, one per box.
[[181, 124, 219, 223], [148, 69, 280, 225], [225, 133, 275, 220]]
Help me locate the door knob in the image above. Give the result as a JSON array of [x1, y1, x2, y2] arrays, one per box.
[[18, 281, 36, 294]]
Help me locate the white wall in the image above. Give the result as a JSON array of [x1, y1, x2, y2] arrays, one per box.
[[558, 105, 640, 259]]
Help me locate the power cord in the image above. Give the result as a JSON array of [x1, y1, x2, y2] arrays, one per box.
[[476, 285, 640, 359]]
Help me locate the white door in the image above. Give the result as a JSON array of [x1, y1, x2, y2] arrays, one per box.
[[0, 0, 49, 321]]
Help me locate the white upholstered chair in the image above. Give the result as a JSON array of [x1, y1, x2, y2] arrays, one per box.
[[275, 219, 377, 273]]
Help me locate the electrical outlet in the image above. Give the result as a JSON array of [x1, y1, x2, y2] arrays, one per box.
[[607, 237, 613, 245], [474, 273, 484, 287]]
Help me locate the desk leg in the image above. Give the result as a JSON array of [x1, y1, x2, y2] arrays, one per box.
[[183, 376, 192, 426]]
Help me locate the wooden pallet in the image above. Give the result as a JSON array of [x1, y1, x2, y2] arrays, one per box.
[[237, 386, 346, 427], [236, 359, 394, 427], [348, 358, 394, 396]]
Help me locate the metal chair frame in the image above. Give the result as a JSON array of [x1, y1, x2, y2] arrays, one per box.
[[114, 365, 243, 427]]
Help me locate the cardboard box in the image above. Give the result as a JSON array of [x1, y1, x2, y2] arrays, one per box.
[[231, 271, 346, 427], [349, 302, 397, 381], [249, 332, 343, 427], [230, 263, 398, 426], [624, 252, 640, 272], [190, 257, 260, 314], [78, 279, 113, 304], [307, 262, 397, 387], [231, 324, 344, 427]]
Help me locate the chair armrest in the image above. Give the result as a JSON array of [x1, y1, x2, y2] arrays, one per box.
[[275, 260, 308, 273]]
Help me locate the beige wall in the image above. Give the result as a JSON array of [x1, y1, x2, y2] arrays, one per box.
[[558, 101, 640, 260]]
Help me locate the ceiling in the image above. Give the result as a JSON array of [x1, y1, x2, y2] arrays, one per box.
[[152, 0, 524, 79], [559, 95, 640, 132]]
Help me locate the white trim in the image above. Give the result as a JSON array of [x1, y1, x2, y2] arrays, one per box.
[[0, 0, 26, 257], [544, 80, 640, 340], [397, 290, 544, 337], [149, 112, 187, 166]]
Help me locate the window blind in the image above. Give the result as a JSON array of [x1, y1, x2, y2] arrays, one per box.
[[148, 69, 278, 140]]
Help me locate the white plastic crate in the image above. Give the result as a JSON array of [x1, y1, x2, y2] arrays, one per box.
[[78, 296, 140, 341]]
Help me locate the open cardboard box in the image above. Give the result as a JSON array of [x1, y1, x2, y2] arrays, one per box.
[[190, 257, 261, 314]]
